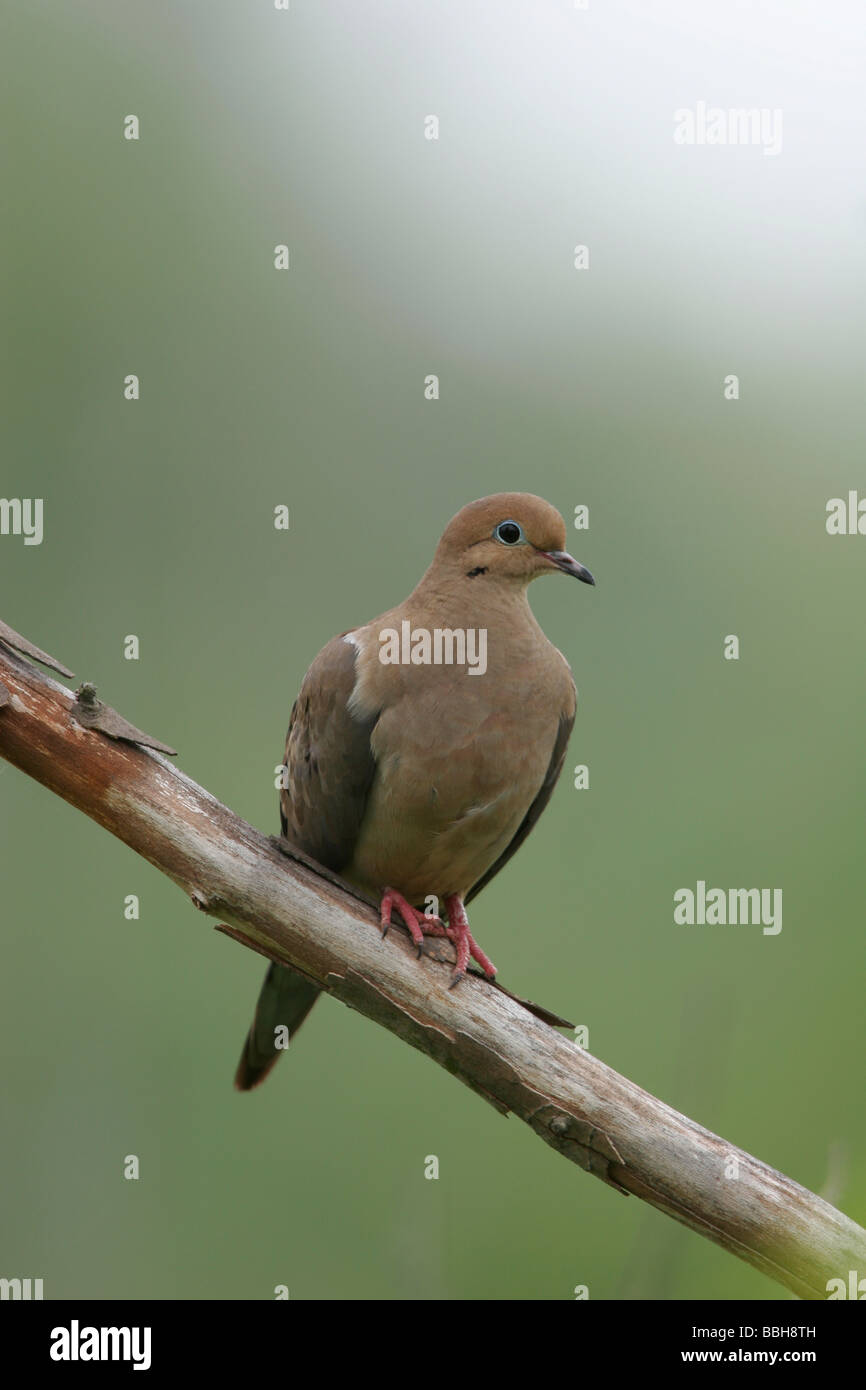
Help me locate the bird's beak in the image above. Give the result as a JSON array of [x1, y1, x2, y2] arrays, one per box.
[[541, 550, 596, 586]]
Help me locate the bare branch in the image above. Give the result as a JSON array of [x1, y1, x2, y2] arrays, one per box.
[[1, 631, 863, 1300]]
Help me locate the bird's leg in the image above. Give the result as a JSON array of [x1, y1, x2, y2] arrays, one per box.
[[443, 894, 497, 987], [380, 889, 498, 984], [380, 888, 444, 958]]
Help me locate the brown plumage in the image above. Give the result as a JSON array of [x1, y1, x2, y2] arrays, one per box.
[[235, 493, 594, 1090]]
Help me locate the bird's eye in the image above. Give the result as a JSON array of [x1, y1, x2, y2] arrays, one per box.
[[494, 520, 524, 546]]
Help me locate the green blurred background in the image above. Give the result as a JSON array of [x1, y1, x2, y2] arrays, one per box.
[[2, 1, 864, 1299]]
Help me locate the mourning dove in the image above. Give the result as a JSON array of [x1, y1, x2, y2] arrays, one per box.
[[235, 493, 594, 1089]]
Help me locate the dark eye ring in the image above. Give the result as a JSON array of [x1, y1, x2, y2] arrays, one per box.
[[494, 520, 524, 546]]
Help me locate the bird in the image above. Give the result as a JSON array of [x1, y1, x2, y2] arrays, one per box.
[[234, 492, 594, 1090]]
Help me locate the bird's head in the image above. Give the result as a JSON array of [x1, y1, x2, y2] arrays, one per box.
[[433, 493, 595, 588]]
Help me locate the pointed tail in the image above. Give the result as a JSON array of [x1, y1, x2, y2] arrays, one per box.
[[234, 963, 321, 1091]]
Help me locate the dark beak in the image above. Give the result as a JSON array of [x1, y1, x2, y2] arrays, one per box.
[[542, 550, 595, 586]]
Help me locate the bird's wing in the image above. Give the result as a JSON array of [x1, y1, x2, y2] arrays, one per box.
[[235, 634, 378, 1092], [280, 633, 379, 869], [465, 706, 574, 905]]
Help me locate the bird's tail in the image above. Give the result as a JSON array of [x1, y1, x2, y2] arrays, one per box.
[[234, 963, 321, 1091]]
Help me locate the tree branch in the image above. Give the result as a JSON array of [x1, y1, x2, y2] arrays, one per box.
[[1, 628, 863, 1300]]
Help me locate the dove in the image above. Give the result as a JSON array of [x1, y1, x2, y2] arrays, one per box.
[[235, 492, 594, 1089]]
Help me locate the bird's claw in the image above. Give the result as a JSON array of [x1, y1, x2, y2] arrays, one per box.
[[380, 888, 446, 956], [380, 889, 498, 985]]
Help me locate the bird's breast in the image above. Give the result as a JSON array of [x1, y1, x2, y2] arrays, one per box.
[[344, 671, 564, 902]]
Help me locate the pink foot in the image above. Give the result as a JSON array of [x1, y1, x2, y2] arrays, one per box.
[[443, 894, 497, 987], [380, 888, 445, 958]]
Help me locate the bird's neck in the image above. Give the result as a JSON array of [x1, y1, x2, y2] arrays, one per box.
[[407, 567, 542, 637]]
